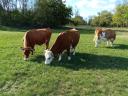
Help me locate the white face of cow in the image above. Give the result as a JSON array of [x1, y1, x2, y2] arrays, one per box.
[[44, 50, 54, 64], [100, 32, 107, 41], [94, 32, 107, 47]]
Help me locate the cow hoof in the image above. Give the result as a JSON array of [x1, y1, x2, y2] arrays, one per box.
[[44, 61, 51, 64], [58, 56, 62, 61], [73, 52, 75, 55], [68, 56, 71, 60]]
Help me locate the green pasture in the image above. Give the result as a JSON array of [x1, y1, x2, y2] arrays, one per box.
[[0, 26, 128, 96]]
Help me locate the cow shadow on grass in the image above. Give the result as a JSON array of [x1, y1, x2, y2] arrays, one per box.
[[0, 25, 26, 32], [107, 44, 128, 50], [30, 55, 44, 63], [50, 53, 128, 70]]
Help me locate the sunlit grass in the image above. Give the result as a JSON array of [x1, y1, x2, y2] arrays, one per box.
[[0, 27, 128, 96]]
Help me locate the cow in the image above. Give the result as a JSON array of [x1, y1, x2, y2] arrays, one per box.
[[44, 28, 80, 64], [93, 28, 116, 47], [21, 28, 52, 60]]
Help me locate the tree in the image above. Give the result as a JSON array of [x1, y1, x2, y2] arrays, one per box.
[[0, 0, 72, 27], [90, 10, 113, 27], [71, 16, 86, 26], [34, 0, 72, 27], [112, 4, 128, 27]]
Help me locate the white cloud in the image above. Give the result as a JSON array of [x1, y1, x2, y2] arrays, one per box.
[[65, 0, 119, 18], [76, 0, 116, 10]]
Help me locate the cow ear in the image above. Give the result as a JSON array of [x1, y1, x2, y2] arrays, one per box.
[[20, 47, 24, 50]]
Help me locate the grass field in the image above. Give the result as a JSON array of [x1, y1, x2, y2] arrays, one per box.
[[0, 26, 128, 96]]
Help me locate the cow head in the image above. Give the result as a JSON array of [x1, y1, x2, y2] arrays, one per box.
[[21, 47, 34, 60], [44, 49, 54, 64], [94, 28, 107, 47]]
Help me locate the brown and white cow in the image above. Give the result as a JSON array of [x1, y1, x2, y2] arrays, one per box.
[[93, 28, 116, 47], [21, 28, 52, 60], [44, 28, 80, 64]]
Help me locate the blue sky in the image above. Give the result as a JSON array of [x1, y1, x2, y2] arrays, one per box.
[[64, 0, 122, 19]]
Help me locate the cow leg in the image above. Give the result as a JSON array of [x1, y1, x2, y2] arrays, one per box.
[[58, 54, 62, 61], [106, 41, 109, 46], [45, 43, 49, 49], [95, 38, 100, 47], [67, 49, 71, 60], [68, 56, 71, 60], [72, 47, 76, 55], [31, 46, 35, 55], [73, 49, 75, 55], [70, 45, 75, 55], [110, 38, 114, 47], [70, 45, 73, 52], [110, 41, 113, 47], [45, 42, 49, 49]]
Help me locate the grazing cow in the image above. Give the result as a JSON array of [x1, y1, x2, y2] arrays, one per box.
[[44, 28, 80, 64], [93, 28, 116, 47], [21, 28, 52, 60]]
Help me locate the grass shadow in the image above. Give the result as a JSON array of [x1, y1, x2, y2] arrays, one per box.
[[114, 29, 128, 32], [0, 25, 94, 34], [107, 44, 128, 49], [0, 25, 27, 32], [30, 55, 44, 63], [50, 53, 128, 70], [53, 26, 94, 34]]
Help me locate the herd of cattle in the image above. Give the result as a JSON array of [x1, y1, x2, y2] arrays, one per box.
[[21, 27, 116, 64]]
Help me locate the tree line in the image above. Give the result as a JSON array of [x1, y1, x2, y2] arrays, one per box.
[[0, 0, 128, 28], [88, 2, 128, 27], [0, 0, 72, 27]]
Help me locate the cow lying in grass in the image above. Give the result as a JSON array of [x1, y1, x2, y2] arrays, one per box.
[[93, 28, 116, 47], [21, 28, 52, 60], [44, 28, 80, 64]]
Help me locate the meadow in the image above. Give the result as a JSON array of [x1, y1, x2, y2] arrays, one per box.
[[0, 26, 128, 96]]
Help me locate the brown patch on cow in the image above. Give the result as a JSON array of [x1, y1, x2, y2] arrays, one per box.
[[50, 28, 80, 56], [95, 28, 116, 41], [22, 28, 52, 60]]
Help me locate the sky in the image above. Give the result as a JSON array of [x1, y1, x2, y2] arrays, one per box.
[[64, 0, 123, 19]]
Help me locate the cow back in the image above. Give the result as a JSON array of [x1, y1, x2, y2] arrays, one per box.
[[95, 28, 116, 40], [23, 28, 52, 48], [51, 29, 80, 55], [102, 29, 116, 40]]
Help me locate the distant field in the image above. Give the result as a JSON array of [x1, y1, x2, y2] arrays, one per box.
[[0, 26, 128, 96]]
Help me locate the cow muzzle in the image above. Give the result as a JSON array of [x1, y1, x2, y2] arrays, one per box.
[[24, 57, 29, 61]]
